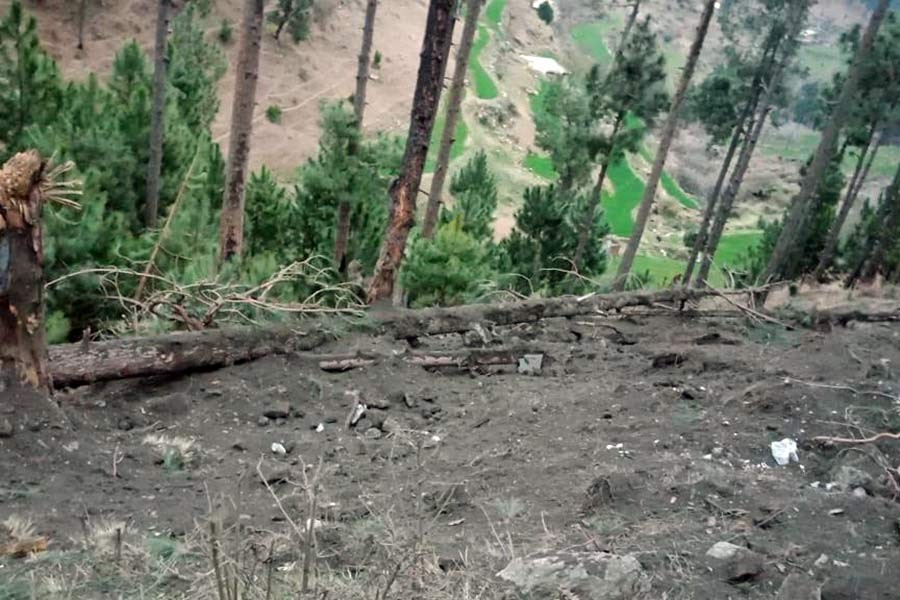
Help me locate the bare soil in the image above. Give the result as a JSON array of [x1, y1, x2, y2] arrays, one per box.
[[2, 298, 899, 598]]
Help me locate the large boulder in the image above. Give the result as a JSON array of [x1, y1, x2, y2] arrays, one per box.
[[497, 551, 649, 599], [705, 541, 764, 583]]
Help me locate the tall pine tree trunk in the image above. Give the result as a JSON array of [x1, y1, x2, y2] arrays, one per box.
[[682, 33, 780, 285], [77, 0, 87, 50], [694, 3, 808, 287], [219, 0, 264, 263], [334, 0, 380, 270], [572, 112, 624, 271], [354, 0, 378, 125], [762, 0, 890, 283], [145, 0, 170, 229], [696, 106, 771, 286], [614, 0, 716, 290], [367, 0, 456, 303], [613, 0, 641, 68], [422, 0, 483, 239], [0, 152, 51, 394], [814, 123, 881, 279]]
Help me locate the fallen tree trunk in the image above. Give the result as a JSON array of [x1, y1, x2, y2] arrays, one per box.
[[50, 326, 331, 388], [315, 346, 545, 372], [49, 285, 835, 388]]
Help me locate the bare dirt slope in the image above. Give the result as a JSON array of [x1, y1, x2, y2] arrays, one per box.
[[2, 293, 899, 598]]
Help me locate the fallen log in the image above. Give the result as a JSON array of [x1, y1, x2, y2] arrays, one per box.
[[49, 325, 330, 388], [379, 287, 731, 339], [315, 346, 544, 372], [46, 285, 793, 388]]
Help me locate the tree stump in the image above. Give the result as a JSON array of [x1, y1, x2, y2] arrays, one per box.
[[0, 151, 52, 393]]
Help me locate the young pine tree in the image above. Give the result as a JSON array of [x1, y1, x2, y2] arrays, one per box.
[[269, 0, 314, 43]]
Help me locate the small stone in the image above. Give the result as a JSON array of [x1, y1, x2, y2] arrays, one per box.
[[263, 401, 291, 420], [324, 416, 338, 424], [423, 434, 441, 449], [403, 394, 417, 409], [705, 542, 764, 583], [117, 416, 135, 431], [381, 416, 402, 434], [232, 441, 246, 452], [368, 395, 391, 410], [814, 554, 829, 568], [852, 487, 867, 498], [364, 427, 383, 440], [271, 442, 287, 455], [257, 416, 270, 427], [831, 465, 871, 491], [0, 418, 14, 438], [776, 573, 821, 600]]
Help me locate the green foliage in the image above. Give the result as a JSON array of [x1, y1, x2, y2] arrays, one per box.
[[441, 151, 498, 242], [373, 49, 382, 69], [0, 0, 62, 155], [499, 185, 608, 294], [536, 1, 553, 25], [218, 19, 233, 44], [791, 81, 827, 128], [245, 101, 401, 271], [269, 0, 314, 43], [402, 223, 495, 308], [266, 104, 283, 123]]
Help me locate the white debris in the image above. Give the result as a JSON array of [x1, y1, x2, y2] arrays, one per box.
[[521, 55, 568, 75], [770, 438, 799, 466], [271, 442, 287, 455]]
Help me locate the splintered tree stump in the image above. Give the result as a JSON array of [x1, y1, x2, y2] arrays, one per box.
[[0, 151, 52, 393]]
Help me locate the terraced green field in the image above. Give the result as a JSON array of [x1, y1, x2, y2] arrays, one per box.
[[485, 0, 507, 29], [426, 110, 469, 173], [470, 24, 499, 100]]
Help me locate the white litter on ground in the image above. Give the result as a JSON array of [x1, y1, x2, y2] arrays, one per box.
[[520, 55, 568, 75]]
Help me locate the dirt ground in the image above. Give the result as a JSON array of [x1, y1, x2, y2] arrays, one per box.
[[2, 294, 899, 599]]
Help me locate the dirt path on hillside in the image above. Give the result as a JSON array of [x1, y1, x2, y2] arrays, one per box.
[[2, 300, 899, 598]]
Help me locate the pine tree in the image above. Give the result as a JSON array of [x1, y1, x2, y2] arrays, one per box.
[[762, 0, 892, 283], [615, 0, 717, 289], [572, 16, 668, 273], [368, 0, 457, 303], [219, 0, 265, 263], [145, 0, 171, 228], [0, 0, 62, 155], [440, 150, 498, 242], [269, 0, 314, 43]]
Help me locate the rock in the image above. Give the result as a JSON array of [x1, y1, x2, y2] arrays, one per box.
[[116, 416, 135, 431], [263, 401, 291, 420], [814, 554, 829, 568], [403, 394, 418, 409], [380, 416, 402, 434], [367, 395, 391, 410], [517, 353, 544, 375], [831, 465, 872, 491], [324, 416, 338, 424], [257, 416, 270, 427], [777, 573, 822, 600], [852, 487, 868, 499], [364, 427, 383, 440], [705, 542, 764, 583], [232, 441, 246, 452], [0, 418, 14, 438], [497, 551, 649, 599]]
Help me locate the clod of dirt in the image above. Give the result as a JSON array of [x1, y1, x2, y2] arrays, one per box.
[[497, 551, 649, 599], [693, 332, 741, 346], [262, 401, 292, 420], [652, 353, 687, 368], [830, 464, 872, 491], [705, 541, 764, 584], [0, 417, 13, 438], [581, 472, 639, 514], [776, 573, 822, 599], [257, 416, 270, 427]]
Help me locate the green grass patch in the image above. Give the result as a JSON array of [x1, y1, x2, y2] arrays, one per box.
[[470, 24, 499, 100], [797, 44, 846, 84], [601, 158, 645, 236], [485, 0, 507, 30], [571, 22, 614, 64], [714, 231, 762, 267], [426, 110, 468, 173], [606, 254, 685, 287], [525, 153, 557, 179]]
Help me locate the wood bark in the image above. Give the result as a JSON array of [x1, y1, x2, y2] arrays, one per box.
[[353, 0, 379, 126], [694, 2, 809, 286], [77, 0, 87, 50], [0, 151, 51, 393], [814, 125, 883, 279], [49, 325, 331, 388], [762, 0, 891, 283], [422, 0, 483, 239], [614, 0, 716, 290], [367, 0, 456, 302], [219, 0, 264, 263], [572, 112, 624, 272], [145, 0, 170, 229], [682, 31, 781, 284], [48, 287, 775, 387], [335, 0, 379, 271]]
